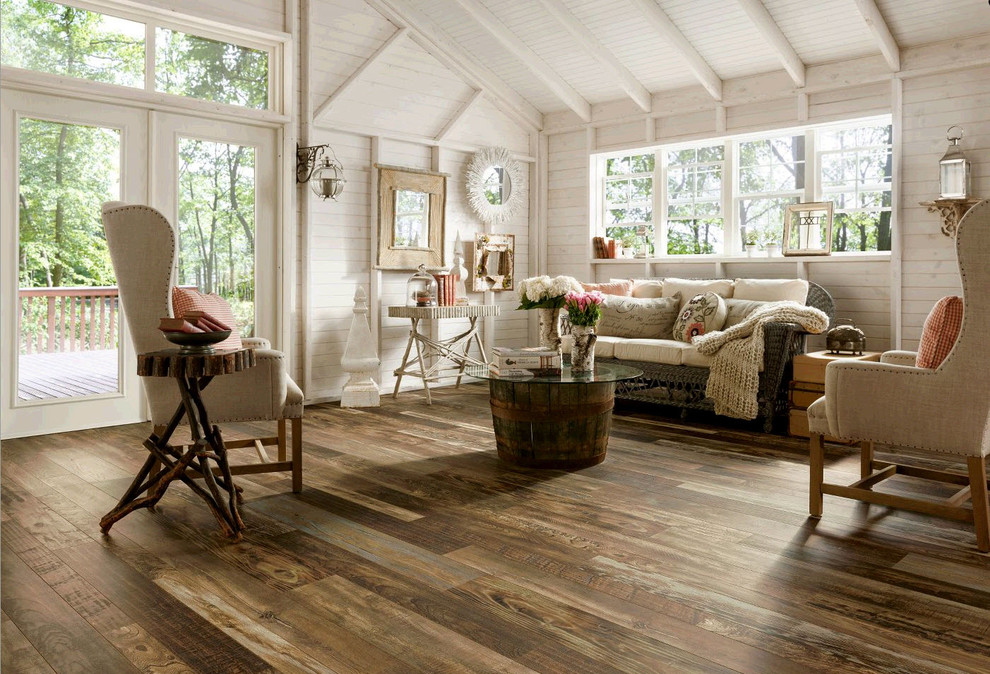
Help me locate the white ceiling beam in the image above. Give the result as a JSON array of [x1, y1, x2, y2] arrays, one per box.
[[434, 89, 484, 141], [535, 0, 651, 112], [852, 0, 900, 71], [313, 27, 408, 122], [450, 0, 592, 122], [365, 0, 543, 131], [628, 0, 722, 101], [735, 0, 805, 87]]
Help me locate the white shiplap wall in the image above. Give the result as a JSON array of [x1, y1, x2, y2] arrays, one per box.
[[303, 0, 533, 402], [899, 65, 990, 348]]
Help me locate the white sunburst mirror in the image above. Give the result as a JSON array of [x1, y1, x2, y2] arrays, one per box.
[[465, 146, 526, 227]]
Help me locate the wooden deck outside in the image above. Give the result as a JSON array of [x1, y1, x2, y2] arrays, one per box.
[[2, 385, 988, 673], [18, 349, 119, 401]]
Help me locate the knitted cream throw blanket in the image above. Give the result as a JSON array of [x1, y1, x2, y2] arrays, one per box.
[[692, 301, 829, 420]]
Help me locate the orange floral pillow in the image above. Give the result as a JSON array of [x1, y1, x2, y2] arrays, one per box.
[[171, 287, 242, 350], [916, 296, 963, 369]]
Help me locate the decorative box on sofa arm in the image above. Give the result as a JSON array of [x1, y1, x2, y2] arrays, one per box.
[[567, 281, 835, 432]]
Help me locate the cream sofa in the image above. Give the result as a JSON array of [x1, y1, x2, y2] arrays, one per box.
[[566, 277, 835, 432]]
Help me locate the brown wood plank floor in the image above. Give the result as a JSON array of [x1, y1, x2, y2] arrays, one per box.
[[2, 383, 989, 673]]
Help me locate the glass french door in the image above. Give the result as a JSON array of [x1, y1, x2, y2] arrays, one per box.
[[1, 90, 147, 438], [150, 113, 278, 343]]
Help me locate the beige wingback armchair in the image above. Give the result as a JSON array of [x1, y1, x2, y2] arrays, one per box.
[[102, 202, 303, 492], [807, 199, 990, 552]]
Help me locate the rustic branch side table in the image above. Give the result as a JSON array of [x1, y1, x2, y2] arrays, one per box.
[[99, 348, 255, 540], [388, 304, 500, 404]]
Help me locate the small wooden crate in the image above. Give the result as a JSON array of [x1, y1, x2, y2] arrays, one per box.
[[792, 350, 881, 384], [789, 351, 880, 440]]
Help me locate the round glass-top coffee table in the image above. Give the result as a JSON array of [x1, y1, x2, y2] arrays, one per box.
[[467, 363, 643, 468]]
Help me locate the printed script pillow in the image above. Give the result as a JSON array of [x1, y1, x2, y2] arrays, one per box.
[[581, 279, 633, 296], [674, 292, 728, 343], [171, 287, 243, 350], [916, 296, 963, 369], [596, 294, 681, 339]]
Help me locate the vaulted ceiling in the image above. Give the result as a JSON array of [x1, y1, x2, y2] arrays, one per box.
[[381, 0, 989, 121]]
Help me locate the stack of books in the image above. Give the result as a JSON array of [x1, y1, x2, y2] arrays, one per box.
[[489, 346, 562, 377], [592, 237, 617, 259], [431, 272, 457, 306]]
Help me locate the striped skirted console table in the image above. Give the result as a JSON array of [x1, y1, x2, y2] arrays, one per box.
[[388, 304, 500, 404]]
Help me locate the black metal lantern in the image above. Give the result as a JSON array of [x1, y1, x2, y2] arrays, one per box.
[[939, 126, 971, 200], [826, 319, 866, 356]]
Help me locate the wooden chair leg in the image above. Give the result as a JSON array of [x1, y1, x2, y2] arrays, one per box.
[[277, 418, 287, 462], [860, 441, 874, 479], [291, 417, 303, 493], [967, 456, 990, 553], [809, 433, 825, 518]]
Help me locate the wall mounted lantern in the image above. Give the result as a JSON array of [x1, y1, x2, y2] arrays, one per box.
[[922, 126, 981, 237], [297, 144, 345, 200], [939, 126, 971, 200]]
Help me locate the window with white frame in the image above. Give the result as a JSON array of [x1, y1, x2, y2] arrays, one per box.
[[666, 144, 724, 254], [1, 0, 275, 111], [603, 153, 655, 256], [595, 116, 892, 257], [819, 123, 893, 252], [737, 134, 805, 250]]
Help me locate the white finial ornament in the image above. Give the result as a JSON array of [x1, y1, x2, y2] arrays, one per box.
[[452, 231, 469, 305], [340, 286, 381, 407]]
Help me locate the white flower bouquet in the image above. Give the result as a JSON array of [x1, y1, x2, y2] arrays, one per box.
[[517, 275, 582, 310]]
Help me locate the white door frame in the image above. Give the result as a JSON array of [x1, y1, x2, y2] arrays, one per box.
[[150, 112, 280, 347], [0, 90, 148, 439]]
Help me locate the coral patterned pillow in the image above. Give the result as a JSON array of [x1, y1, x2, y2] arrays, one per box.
[[674, 292, 728, 343], [171, 287, 242, 350], [916, 296, 963, 369]]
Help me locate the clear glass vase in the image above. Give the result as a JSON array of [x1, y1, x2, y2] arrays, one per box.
[[570, 324, 597, 372]]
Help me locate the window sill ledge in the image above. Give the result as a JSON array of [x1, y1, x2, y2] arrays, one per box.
[[591, 252, 891, 264]]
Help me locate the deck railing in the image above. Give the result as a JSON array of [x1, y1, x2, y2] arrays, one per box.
[[19, 286, 120, 354]]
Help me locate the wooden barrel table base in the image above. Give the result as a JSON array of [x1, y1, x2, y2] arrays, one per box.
[[489, 379, 618, 469], [100, 349, 255, 540]]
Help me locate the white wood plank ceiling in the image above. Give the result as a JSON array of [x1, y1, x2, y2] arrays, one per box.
[[375, 0, 988, 121]]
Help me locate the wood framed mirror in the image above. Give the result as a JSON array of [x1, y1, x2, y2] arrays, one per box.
[[377, 165, 446, 269], [473, 233, 514, 292], [783, 202, 834, 256]]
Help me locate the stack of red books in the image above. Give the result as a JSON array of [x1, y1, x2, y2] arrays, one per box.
[[431, 273, 457, 306]]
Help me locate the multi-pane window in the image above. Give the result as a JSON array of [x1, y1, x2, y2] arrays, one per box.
[[1, 0, 273, 111], [819, 123, 893, 251], [666, 145, 723, 254], [737, 134, 805, 252], [156, 28, 269, 109], [604, 153, 654, 256], [0, 0, 145, 88], [597, 117, 893, 257]]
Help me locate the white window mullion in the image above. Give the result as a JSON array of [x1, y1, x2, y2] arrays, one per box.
[[656, 149, 666, 258], [725, 139, 738, 255], [804, 129, 817, 202], [145, 22, 155, 93]]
